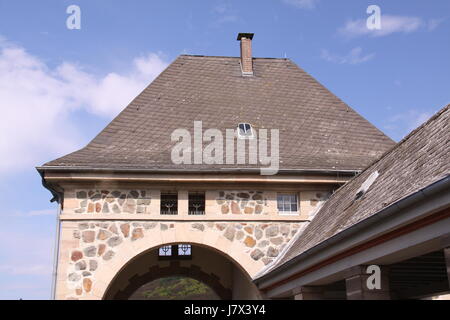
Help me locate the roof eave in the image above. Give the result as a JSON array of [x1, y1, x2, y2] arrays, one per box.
[[254, 175, 450, 291], [36, 166, 361, 176]]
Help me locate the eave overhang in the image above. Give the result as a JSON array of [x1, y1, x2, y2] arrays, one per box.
[[254, 175, 450, 297], [36, 166, 359, 185]]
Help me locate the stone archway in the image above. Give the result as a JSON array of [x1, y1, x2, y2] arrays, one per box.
[[100, 241, 261, 300], [107, 260, 232, 300], [64, 222, 266, 299]]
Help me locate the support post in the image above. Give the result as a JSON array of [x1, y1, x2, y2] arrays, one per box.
[[294, 286, 325, 300], [345, 265, 391, 300], [444, 248, 450, 289]]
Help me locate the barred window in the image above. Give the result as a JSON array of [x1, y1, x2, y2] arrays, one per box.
[[158, 245, 172, 257], [158, 244, 192, 260], [188, 192, 205, 215], [277, 193, 298, 213], [161, 192, 178, 215], [178, 244, 192, 256]]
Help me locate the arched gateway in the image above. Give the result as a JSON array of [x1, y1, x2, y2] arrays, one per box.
[[103, 243, 258, 300], [67, 221, 267, 300], [38, 33, 394, 300], [53, 197, 322, 300]]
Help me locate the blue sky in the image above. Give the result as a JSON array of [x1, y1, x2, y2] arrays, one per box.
[[0, 0, 448, 299]]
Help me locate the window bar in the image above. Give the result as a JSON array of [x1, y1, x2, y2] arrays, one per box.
[[188, 193, 205, 215]]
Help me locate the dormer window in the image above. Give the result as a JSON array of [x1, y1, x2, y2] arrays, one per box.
[[237, 123, 254, 139]]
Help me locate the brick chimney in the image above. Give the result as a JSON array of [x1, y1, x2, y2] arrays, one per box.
[[237, 33, 254, 76]]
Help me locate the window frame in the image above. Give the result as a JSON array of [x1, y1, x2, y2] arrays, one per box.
[[277, 193, 300, 215], [158, 245, 173, 257], [160, 192, 178, 215], [158, 244, 192, 260], [237, 123, 254, 139], [188, 192, 206, 215]]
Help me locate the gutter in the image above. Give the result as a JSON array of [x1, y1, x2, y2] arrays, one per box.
[[255, 175, 450, 290], [36, 166, 360, 176], [51, 203, 62, 300], [38, 170, 63, 300]]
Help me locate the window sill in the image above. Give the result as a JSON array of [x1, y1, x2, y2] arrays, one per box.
[[278, 212, 300, 216]]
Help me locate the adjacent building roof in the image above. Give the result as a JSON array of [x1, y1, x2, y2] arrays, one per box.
[[268, 104, 450, 270], [42, 55, 394, 172]]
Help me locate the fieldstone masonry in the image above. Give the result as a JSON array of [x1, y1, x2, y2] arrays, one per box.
[[216, 191, 268, 215], [59, 188, 333, 299], [65, 220, 305, 299], [73, 189, 152, 214]]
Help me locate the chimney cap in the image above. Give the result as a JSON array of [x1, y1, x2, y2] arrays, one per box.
[[237, 33, 254, 41]]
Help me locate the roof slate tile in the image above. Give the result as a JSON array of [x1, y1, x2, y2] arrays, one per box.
[[42, 55, 394, 171]]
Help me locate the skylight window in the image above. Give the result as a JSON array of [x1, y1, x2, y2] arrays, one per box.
[[355, 171, 379, 200], [237, 123, 254, 139]]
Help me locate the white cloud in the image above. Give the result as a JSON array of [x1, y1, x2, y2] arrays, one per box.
[[0, 264, 51, 276], [6, 209, 56, 217], [339, 15, 432, 38], [282, 0, 318, 9], [0, 38, 168, 175], [383, 109, 434, 141], [0, 223, 54, 298], [0, 227, 54, 275], [211, 3, 238, 25], [428, 18, 444, 31], [321, 47, 375, 65], [216, 15, 238, 24], [212, 3, 228, 14]]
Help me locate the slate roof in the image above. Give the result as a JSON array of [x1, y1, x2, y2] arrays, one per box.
[[271, 104, 450, 269], [42, 55, 394, 171]]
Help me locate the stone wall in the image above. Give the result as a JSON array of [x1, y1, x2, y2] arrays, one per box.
[[65, 189, 331, 219], [72, 189, 152, 214], [215, 191, 269, 215], [58, 187, 333, 299], [62, 220, 305, 299]]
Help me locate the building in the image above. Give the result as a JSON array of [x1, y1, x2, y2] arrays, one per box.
[[255, 105, 450, 300], [37, 34, 448, 300]]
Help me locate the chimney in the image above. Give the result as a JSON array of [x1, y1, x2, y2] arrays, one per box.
[[237, 33, 254, 76]]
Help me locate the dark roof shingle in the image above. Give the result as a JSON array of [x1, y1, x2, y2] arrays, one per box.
[[42, 55, 394, 171], [273, 104, 450, 268]]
